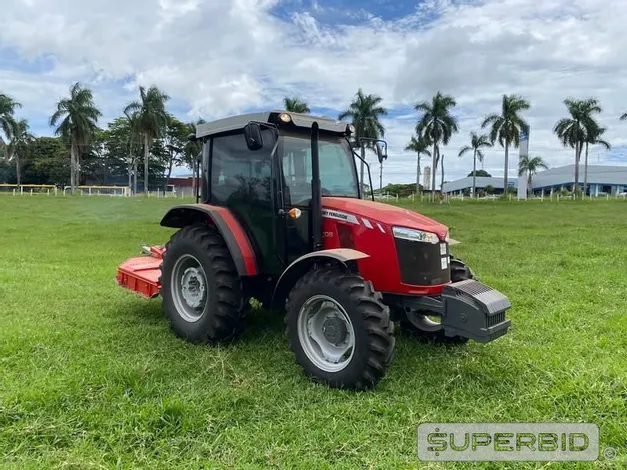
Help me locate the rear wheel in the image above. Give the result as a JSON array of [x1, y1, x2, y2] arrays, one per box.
[[160, 224, 247, 343], [285, 266, 395, 390], [401, 257, 473, 345]]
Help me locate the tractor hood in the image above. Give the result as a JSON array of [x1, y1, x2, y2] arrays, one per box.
[[322, 197, 449, 240]]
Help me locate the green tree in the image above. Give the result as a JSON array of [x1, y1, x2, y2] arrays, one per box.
[[518, 155, 548, 197], [553, 98, 602, 195], [1, 93, 22, 161], [124, 85, 170, 194], [105, 114, 143, 193], [468, 169, 491, 177], [283, 97, 310, 114], [338, 89, 387, 195], [404, 134, 431, 196], [6, 119, 34, 186], [162, 114, 188, 191], [414, 91, 458, 200], [29, 137, 70, 186], [481, 94, 531, 194], [485, 184, 494, 195], [50, 82, 102, 194], [458, 132, 492, 198]]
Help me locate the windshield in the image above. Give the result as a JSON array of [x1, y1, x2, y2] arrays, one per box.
[[279, 132, 359, 205]]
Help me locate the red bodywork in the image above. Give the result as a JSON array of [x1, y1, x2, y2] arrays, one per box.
[[116, 246, 164, 298], [117, 198, 450, 298], [320, 197, 449, 296]]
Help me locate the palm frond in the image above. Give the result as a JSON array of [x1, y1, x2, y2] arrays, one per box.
[[458, 145, 472, 157]]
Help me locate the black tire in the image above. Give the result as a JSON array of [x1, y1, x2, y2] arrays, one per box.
[[159, 224, 246, 343], [401, 257, 474, 345], [285, 266, 395, 390]]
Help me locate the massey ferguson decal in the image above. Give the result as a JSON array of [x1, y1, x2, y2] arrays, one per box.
[[321, 209, 360, 225]]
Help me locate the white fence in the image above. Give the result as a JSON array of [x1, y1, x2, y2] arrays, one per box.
[[0, 184, 58, 195]]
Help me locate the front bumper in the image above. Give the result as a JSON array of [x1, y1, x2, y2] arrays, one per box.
[[440, 279, 511, 343]]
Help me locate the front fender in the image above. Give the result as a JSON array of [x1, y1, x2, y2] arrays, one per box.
[[160, 204, 258, 277], [271, 248, 369, 310]]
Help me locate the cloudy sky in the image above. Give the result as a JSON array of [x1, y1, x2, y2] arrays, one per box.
[[2, 0, 627, 184]]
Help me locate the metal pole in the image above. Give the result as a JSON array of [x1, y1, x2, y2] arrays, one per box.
[[379, 162, 383, 193], [311, 122, 322, 251], [360, 142, 366, 198]]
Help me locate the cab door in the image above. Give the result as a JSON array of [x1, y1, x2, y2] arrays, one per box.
[[274, 135, 312, 266]]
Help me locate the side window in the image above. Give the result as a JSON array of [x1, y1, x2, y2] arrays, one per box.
[[211, 131, 273, 204], [319, 142, 357, 196], [282, 147, 311, 205]]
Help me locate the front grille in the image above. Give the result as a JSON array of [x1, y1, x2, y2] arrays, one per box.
[[395, 238, 451, 286], [487, 311, 506, 327]]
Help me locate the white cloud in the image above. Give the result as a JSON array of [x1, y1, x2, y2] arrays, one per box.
[[1, 0, 627, 184]]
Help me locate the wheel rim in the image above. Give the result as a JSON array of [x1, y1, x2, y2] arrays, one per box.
[[408, 312, 443, 332], [171, 254, 208, 323], [297, 295, 355, 373]]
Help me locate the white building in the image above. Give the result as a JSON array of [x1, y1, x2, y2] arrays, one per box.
[[442, 165, 627, 196]]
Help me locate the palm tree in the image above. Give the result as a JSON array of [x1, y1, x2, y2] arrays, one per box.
[[481, 94, 530, 193], [338, 89, 387, 196], [458, 132, 492, 198], [414, 91, 458, 200], [404, 134, 431, 196], [283, 97, 310, 114], [6, 119, 34, 186], [1, 93, 21, 161], [124, 85, 170, 194], [50, 82, 101, 194], [184, 119, 205, 197], [583, 124, 610, 196], [518, 156, 548, 197], [1, 93, 21, 137], [553, 98, 601, 195], [440, 153, 445, 192], [122, 110, 141, 194]]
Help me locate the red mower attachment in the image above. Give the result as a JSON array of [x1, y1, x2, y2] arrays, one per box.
[[116, 245, 165, 298]]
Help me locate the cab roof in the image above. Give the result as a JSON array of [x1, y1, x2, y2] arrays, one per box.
[[196, 110, 351, 139]]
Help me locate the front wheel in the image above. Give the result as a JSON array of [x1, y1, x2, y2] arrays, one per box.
[[159, 224, 247, 343], [285, 266, 395, 390]]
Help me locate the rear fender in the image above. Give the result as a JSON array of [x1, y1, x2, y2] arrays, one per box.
[[161, 204, 258, 277], [271, 248, 369, 310]]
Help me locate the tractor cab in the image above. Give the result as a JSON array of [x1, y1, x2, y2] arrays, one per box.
[[117, 110, 511, 390]]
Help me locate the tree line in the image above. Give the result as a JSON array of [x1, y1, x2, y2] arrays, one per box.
[[1, 85, 625, 196], [0, 84, 201, 194], [291, 91, 623, 199]]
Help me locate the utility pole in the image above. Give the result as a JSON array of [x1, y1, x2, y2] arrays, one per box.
[[379, 162, 383, 193]]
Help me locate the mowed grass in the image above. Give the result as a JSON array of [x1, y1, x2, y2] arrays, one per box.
[[1, 196, 626, 469]]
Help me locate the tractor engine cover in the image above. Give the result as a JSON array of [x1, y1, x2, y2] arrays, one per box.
[[441, 279, 512, 343]]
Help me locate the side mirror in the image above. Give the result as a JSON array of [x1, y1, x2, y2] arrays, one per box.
[[376, 141, 388, 163], [244, 122, 264, 151]]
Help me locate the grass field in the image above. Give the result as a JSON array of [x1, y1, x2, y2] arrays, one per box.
[[1, 196, 626, 469]]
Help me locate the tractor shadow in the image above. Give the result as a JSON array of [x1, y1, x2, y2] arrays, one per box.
[[117, 298, 521, 398]]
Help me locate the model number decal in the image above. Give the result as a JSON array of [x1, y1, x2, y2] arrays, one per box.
[[322, 209, 360, 225]]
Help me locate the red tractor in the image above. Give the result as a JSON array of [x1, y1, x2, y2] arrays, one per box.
[[117, 111, 511, 390]]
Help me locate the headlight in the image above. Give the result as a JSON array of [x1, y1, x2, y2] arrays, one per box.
[[392, 226, 439, 244]]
